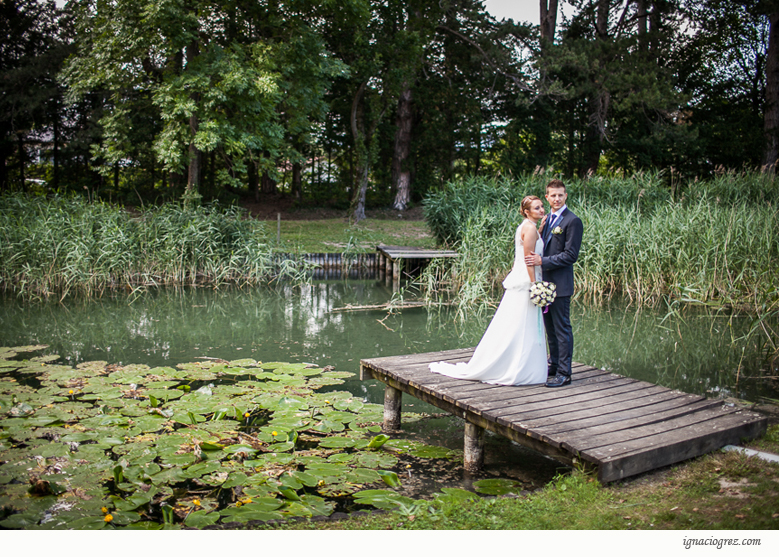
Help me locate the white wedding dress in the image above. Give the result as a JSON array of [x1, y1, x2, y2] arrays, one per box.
[[429, 222, 548, 385]]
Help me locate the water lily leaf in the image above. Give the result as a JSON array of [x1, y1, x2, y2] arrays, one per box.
[[23, 416, 63, 427], [279, 474, 303, 490], [346, 468, 381, 484], [220, 367, 250, 376], [222, 472, 248, 489], [181, 461, 223, 479], [437, 487, 480, 502], [366, 434, 390, 449], [267, 441, 294, 452], [199, 441, 224, 451], [326, 453, 354, 464], [288, 470, 319, 488], [352, 489, 415, 510], [184, 509, 221, 528], [409, 445, 455, 459], [114, 493, 152, 512], [277, 485, 300, 501], [160, 453, 196, 466], [279, 502, 312, 517], [298, 494, 335, 517], [356, 452, 398, 469], [320, 411, 358, 423], [305, 462, 348, 477], [318, 437, 357, 449], [223, 444, 257, 456], [472, 478, 524, 496], [0, 513, 40, 528], [377, 470, 401, 488]]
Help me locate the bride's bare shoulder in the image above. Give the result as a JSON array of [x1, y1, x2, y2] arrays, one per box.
[[519, 220, 538, 240]]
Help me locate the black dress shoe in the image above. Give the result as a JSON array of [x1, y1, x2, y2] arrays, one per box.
[[545, 374, 571, 387]]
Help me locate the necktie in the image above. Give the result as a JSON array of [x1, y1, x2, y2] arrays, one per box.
[[546, 214, 557, 239]]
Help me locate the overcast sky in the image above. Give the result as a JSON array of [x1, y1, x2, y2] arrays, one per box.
[[485, 1, 577, 26], [484, 0, 540, 25]]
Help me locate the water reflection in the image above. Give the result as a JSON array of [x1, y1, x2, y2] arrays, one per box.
[[0, 283, 776, 405]]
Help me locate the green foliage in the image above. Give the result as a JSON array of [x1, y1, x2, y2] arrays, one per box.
[[422, 172, 779, 311], [0, 194, 305, 298], [0, 346, 473, 529]]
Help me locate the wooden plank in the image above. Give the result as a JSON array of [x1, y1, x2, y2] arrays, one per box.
[[541, 398, 723, 442], [360, 347, 768, 483], [519, 391, 700, 448], [589, 411, 767, 482], [486, 378, 652, 419], [561, 404, 747, 453]]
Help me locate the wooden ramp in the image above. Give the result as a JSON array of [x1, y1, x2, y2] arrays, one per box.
[[376, 244, 457, 289], [360, 348, 767, 483]]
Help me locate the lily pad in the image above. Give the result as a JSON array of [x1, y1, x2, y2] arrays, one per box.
[[472, 478, 524, 496], [183, 509, 221, 528]]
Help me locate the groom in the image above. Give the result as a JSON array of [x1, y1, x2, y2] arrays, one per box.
[[525, 179, 583, 387]]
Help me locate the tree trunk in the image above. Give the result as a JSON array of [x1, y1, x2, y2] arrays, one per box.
[[53, 99, 59, 190], [248, 158, 259, 202], [18, 133, 25, 191], [539, 0, 559, 45], [351, 82, 369, 224], [582, 0, 611, 176], [764, 11, 779, 170], [637, 0, 648, 51], [353, 164, 368, 223], [292, 161, 302, 202], [185, 40, 201, 201], [261, 171, 277, 194], [391, 84, 413, 211]]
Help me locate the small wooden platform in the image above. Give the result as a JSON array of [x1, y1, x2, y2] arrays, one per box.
[[376, 244, 457, 288], [360, 348, 767, 483]]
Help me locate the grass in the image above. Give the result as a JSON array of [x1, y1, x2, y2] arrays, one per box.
[[271, 218, 435, 254], [260, 426, 779, 530]]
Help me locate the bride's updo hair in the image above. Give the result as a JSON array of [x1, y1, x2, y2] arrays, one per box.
[[521, 195, 541, 218]]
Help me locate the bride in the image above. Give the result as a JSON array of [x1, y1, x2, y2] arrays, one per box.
[[429, 195, 548, 385]]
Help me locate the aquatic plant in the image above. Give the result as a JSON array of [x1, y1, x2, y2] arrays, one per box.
[[421, 172, 779, 363], [0, 195, 308, 299], [0, 346, 465, 529]]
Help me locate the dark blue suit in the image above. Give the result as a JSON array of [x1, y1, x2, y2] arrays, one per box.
[[541, 207, 583, 377]]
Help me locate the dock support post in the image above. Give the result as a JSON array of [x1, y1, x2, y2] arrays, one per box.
[[383, 385, 402, 431], [463, 421, 484, 473]]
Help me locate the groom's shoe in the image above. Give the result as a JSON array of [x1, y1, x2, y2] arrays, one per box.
[[547, 366, 557, 378], [546, 374, 571, 388]]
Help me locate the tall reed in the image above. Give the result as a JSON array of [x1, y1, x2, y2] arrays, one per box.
[[0, 194, 306, 299]]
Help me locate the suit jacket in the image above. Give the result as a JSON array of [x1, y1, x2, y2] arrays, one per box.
[[541, 207, 583, 297]]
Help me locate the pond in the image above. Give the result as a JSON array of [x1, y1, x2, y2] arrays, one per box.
[[0, 280, 777, 528], [2, 281, 776, 404]]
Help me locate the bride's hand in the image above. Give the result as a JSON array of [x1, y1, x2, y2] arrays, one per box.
[[538, 214, 548, 233]]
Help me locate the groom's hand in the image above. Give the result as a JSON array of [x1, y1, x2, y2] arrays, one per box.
[[525, 252, 542, 267]]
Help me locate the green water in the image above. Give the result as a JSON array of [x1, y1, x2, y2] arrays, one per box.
[[1, 281, 776, 404]]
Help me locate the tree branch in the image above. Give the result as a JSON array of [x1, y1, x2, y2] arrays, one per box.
[[436, 25, 531, 91]]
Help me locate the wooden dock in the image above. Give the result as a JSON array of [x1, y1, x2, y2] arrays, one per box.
[[376, 244, 457, 288], [360, 348, 767, 483]]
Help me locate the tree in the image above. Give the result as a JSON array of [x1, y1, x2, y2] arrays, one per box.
[[0, 0, 69, 191], [62, 0, 348, 203]]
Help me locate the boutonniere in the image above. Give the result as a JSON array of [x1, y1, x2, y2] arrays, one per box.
[[552, 226, 563, 235]]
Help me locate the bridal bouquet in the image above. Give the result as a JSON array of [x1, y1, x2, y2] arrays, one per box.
[[530, 281, 557, 308]]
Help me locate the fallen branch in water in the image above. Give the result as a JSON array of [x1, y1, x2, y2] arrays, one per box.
[[328, 301, 428, 313]]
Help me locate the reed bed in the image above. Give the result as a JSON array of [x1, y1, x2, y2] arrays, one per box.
[[420, 173, 779, 366], [422, 171, 779, 305], [0, 195, 307, 299]]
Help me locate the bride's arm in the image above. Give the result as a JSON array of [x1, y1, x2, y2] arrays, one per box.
[[521, 223, 537, 283]]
